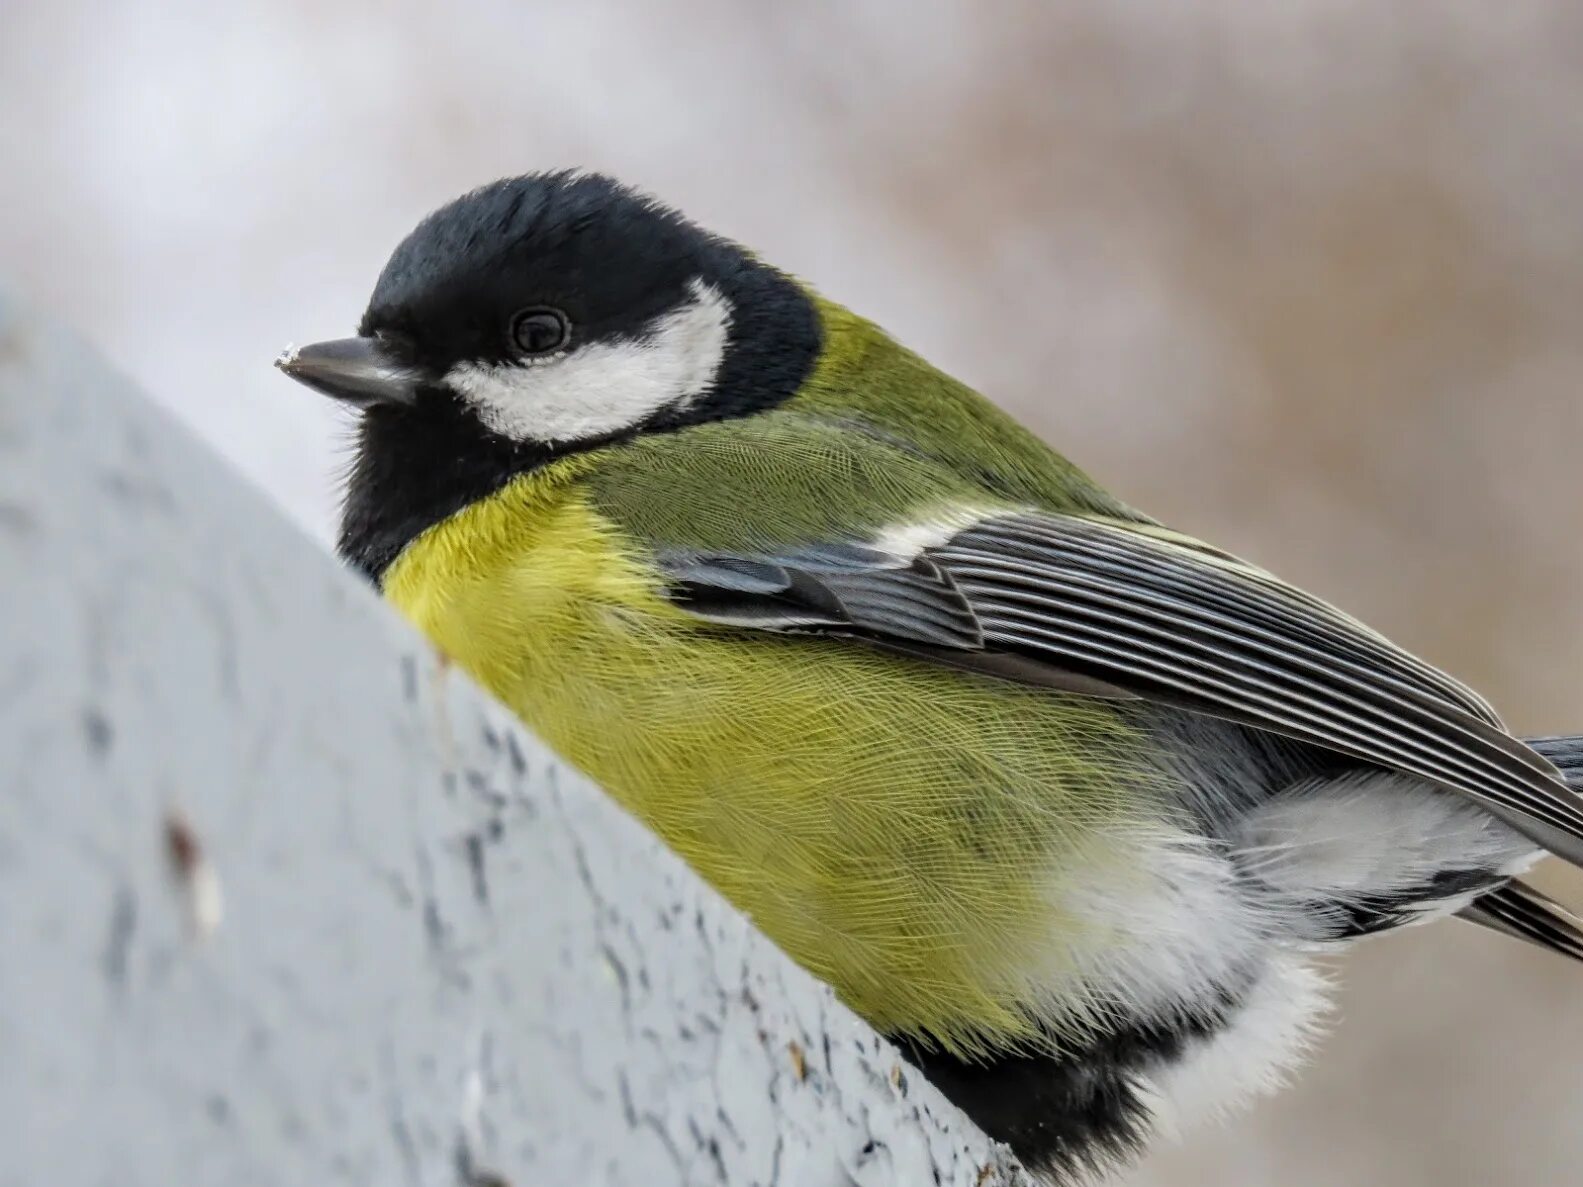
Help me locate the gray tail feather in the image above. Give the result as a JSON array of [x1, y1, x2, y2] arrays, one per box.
[[1526, 734, 1583, 784], [1456, 735, 1583, 963], [1458, 881, 1583, 964]]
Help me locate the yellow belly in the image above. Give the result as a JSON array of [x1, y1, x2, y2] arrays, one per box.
[[382, 460, 1161, 1054]]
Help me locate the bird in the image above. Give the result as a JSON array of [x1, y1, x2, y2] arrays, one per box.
[[277, 171, 1583, 1182]]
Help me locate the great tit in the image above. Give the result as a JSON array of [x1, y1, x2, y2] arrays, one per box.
[[278, 171, 1583, 1182]]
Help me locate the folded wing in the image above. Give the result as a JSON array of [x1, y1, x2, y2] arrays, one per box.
[[660, 509, 1583, 866]]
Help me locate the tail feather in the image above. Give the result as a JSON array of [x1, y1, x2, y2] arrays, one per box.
[[1456, 735, 1583, 962], [1458, 881, 1583, 964], [1526, 734, 1583, 783]]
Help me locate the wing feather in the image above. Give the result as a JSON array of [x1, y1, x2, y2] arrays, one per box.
[[657, 509, 1583, 864], [956, 515, 1503, 727]]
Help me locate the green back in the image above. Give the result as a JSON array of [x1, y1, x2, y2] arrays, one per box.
[[586, 296, 1149, 552]]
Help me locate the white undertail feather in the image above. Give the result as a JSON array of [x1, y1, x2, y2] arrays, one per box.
[[446, 278, 733, 445], [1139, 955, 1332, 1139], [1033, 773, 1537, 1138], [1235, 772, 1542, 941]]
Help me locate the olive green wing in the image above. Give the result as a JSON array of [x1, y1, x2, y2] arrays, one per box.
[[653, 507, 1583, 867]]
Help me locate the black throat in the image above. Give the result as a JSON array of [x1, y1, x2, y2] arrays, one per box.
[[336, 405, 553, 583], [336, 258, 821, 584]]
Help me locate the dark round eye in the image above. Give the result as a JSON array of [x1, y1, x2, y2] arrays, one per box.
[[510, 307, 571, 356]]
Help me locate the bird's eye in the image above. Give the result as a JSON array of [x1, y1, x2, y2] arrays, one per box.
[[510, 307, 571, 357]]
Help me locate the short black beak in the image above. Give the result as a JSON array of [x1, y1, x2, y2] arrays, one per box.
[[275, 337, 420, 408]]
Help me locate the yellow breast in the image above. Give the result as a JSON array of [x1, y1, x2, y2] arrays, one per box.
[[382, 459, 1160, 1054]]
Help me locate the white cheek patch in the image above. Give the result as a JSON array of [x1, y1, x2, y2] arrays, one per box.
[[446, 278, 733, 444]]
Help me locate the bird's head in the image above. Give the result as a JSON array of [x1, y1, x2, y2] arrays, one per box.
[[278, 172, 820, 576]]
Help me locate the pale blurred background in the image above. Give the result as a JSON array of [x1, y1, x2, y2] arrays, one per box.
[[5, 2, 1583, 1182]]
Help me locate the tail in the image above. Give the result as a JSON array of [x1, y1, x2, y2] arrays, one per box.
[[1457, 736, 1583, 964], [1527, 734, 1583, 785]]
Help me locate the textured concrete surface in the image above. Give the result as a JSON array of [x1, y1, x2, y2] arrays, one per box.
[[0, 292, 1031, 1187]]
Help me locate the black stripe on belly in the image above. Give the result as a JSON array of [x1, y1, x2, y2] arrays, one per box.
[[891, 986, 1243, 1181]]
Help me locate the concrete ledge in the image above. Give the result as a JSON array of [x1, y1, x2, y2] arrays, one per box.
[[0, 293, 1031, 1186]]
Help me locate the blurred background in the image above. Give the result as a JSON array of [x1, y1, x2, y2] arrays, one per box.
[[5, 2, 1582, 1182]]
